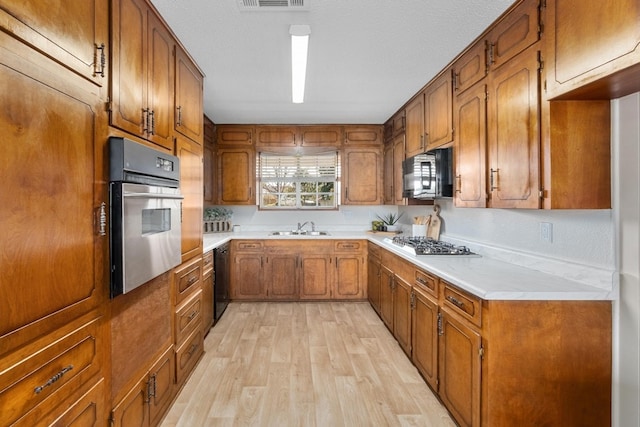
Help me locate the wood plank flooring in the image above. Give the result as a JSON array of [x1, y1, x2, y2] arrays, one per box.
[[161, 302, 455, 427]]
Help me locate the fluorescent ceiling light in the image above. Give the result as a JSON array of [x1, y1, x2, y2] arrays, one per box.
[[290, 24, 310, 104]]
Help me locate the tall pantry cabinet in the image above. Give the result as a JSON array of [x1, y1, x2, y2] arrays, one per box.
[[0, 0, 110, 425], [0, 0, 205, 425]]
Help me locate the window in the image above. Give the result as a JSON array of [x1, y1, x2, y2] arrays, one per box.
[[258, 152, 338, 209]]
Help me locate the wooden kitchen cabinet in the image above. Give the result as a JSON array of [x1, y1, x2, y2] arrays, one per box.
[[111, 0, 174, 149], [299, 254, 333, 300], [174, 46, 204, 144], [255, 125, 297, 148], [341, 147, 383, 205], [485, 0, 540, 71], [333, 241, 366, 300], [424, 70, 453, 150], [266, 254, 299, 300], [0, 31, 107, 359], [392, 134, 406, 205], [343, 125, 383, 146], [300, 126, 343, 148], [438, 308, 482, 427], [453, 81, 487, 208], [487, 43, 540, 209], [0, 0, 109, 88], [201, 250, 214, 335], [216, 147, 256, 205], [404, 94, 425, 157], [393, 274, 413, 357], [176, 135, 203, 262], [203, 116, 216, 205], [379, 265, 394, 331], [216, 125, 254, 145], [367, 243, 382, 314], [383, 142, 395, 204], [545, 0, 640, 99], [255, 125, 342, 151], [452, 39, 488, 96], [411, 283, 439, 391], [111, 345, 176, 427], [231, 250, 265, 300]]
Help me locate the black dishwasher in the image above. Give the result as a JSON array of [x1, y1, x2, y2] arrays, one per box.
[[214, 242, 230, 320]]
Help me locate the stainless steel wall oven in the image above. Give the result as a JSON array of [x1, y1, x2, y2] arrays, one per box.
[[109, 137, 183, 298]]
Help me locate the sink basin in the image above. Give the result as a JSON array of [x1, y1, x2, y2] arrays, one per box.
[[269, 230, 330, 236]]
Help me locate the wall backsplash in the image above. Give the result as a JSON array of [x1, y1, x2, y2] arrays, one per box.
[[210, 201, 614, 270]]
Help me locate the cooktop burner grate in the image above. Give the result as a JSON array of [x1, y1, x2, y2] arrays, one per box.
[[387, 236, 476, 256]]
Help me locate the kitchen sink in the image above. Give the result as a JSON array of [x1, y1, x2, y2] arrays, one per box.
[[269, 230, 330, 236]]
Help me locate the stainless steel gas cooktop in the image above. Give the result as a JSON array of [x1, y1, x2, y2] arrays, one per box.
[[385, 236, 477, 256]]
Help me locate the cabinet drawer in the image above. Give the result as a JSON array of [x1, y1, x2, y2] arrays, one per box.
[[202, 250, 214, 275], [175, 328, 204, 385], [414, 269, 439, 297], [334, 240, 363, 252], [0, 316, 103, 426], [234, 240, 264, 251], [175, 290, 203, 345], [174, 257, 202, 305], [442, 282, 482, 328]]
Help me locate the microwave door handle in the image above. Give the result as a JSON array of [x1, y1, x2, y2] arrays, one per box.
[[123, 193, 184, 200]]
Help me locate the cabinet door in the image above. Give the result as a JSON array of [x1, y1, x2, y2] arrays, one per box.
[[148, 346, 176, 426], [0, 34, 106, 353], [424, 71, 453, 150], [266, 255, 298, 300], [176, 136, 203, 261], [412, 287, 438, 390], [393, 275, 412, 357], [343, 126, 382, 146], [216, 147, 255, 205], [342, 147, 382, 205], [405, 94, 425, 157], [379, 266, 394, 331], [487, 0, 540, 70], [217, 125, 254, 146], [453, 39, 487, 95], [439, 310, 481, 427], [175, 47, 204, 144], [202, 269, 214, 334], [111, 0, 147, 138], [454, 81, 487, 208], [367, 257, 381, 314], [487, 44, 540, 209], [392, 134, 406, 205], [111, 375, 149, 427], [146, 11, 174, 150], [300, 126, 342, 148], [232, 254, 264, 299], [255, 125, 297, 148], [334, 255, 364, 299], [546, 0, 640, 99], [203, 140, 215, 205], [383, 143, 395, 204], [0, 0, 109, 87], [299, 255, 332, 300]]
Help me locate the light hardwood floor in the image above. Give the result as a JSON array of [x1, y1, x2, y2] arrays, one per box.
[[161, 302, 455, 427]]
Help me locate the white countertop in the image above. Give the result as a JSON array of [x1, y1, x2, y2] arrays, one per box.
[[203, 231, 617, 301]]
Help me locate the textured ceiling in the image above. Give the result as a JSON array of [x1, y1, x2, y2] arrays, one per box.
[[149, 0, 514, 124]]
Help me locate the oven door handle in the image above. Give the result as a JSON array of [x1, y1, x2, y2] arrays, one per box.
[[123, 193, 184, 200]]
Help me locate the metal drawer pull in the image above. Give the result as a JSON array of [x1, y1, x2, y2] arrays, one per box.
[[34, 365, 73, 394], [187, 310, 199, 321], [416, 277, 426, 285], [446, 295, 465, 309], [186, 276, 198, 285]]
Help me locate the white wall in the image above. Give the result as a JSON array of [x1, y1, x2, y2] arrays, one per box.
[[612, 92, 640, 427]]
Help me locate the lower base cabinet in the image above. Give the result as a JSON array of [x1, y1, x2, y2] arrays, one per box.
[[111, 345, 176, 427], [370, 242, 612, 427]]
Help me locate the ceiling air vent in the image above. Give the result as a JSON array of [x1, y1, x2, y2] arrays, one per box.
[[237, 0, 306, 11]]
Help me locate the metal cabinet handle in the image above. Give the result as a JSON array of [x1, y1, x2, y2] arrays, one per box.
[[490, 168, 499, 191], [446, 295, 465, 309], [34, 365, 73, 394], [94, 43, 106, 77]]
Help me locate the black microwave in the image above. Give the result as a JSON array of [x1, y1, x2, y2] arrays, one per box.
[[402, 147, 453, 199]]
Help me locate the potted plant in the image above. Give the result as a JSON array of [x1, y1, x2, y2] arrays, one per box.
[[376, 212, 404, 232]]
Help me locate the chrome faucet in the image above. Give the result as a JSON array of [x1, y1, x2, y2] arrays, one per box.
[[296, 221, 315, 232]]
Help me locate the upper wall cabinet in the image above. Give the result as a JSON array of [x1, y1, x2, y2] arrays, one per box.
[[255, 125, 343, 153], [343, 125, 383, 146], [545, 0, 640, 99], [452, 39, 488, 95], [216, 125, 254, 146], [342, 147, 383, 205], [175, 46, 204, 144], [424, 71, 453, 150], [404, 94, 425, 158], [111, 0, 174, 150], [0, 0, 109, 89]]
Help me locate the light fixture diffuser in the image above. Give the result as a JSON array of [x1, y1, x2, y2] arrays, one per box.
[[290, 24, 310, 103]]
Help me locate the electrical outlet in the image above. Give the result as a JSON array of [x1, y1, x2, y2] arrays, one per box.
[[540, 222, 553, 243]]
